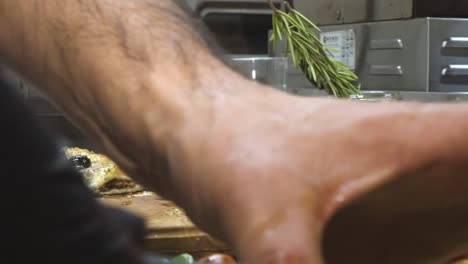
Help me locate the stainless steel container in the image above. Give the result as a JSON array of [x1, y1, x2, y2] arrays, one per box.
[[294, 0, 468, 26], [270, 18, 468, 93]]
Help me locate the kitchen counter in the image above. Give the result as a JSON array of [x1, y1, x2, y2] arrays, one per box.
[[99, 192, 231, 258]]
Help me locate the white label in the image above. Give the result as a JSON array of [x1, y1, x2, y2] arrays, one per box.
[[320, 30, 356, 70]]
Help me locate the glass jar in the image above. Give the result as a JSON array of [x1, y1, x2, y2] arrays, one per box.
[[226, 56, 288, 91]]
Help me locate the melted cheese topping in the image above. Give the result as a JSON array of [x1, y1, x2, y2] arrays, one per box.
[[64, 147, 140, 193]]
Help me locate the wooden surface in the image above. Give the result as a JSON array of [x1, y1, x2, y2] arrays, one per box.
[[99, 192, 231, 257]]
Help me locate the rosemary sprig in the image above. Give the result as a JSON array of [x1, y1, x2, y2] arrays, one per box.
[[267, 0, 361, 97]]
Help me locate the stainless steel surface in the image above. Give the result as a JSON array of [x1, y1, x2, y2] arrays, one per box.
[[294, 0, 345, 26], [430, 19, 468, 92], [293, 0, 468, 26], [185, 0, 283, 17], [344, 0, 412, 24], [396, 91, 468, 102], [317, 19, 429, 92], [294, 0, 413, 26], [270, 18, 468, 93], [289, 88, 468, 102]]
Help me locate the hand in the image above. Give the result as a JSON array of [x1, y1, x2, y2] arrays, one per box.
[[162, 79, 468, 264]]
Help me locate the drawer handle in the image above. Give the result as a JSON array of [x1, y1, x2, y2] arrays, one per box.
[[369, 39, 403, 50], [441, 65, 468, 76], [442, 37, 468, 49], [369, 65, 403, 76]]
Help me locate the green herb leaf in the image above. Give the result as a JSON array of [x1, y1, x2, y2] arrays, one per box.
[[267, 0, 360, 97]]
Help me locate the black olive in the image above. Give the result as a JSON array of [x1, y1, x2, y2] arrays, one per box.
[[69, 155, 92, 170]]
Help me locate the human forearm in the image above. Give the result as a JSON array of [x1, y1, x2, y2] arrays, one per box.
[[0, 0, 250, 194]]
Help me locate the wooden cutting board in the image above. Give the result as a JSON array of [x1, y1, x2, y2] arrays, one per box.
[[99, 192, 231, 258]]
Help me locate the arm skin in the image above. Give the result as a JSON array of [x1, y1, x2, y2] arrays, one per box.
[[2, 1, 468, 264], [0, 0, 224, 196]]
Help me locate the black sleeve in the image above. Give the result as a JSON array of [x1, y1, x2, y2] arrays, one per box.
[[0, 76, 146, 264]]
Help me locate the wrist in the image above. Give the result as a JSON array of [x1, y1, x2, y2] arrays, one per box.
[[122, 53, 272, 195]]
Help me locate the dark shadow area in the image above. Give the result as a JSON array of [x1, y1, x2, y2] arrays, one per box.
[[414, 0, 468, 18], [203, 13, 273, 54]]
